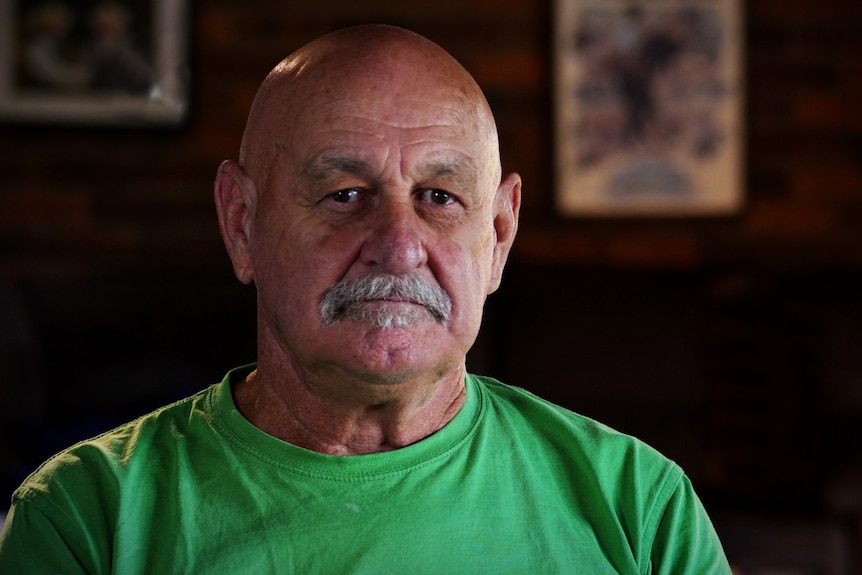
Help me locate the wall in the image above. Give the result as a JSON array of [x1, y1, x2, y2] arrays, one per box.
[[2, 0, 862, 571]]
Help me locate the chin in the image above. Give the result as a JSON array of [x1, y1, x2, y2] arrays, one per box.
[[339, 326, 459, 381]]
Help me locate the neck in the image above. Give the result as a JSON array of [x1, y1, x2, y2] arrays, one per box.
[[233, 363, 467, 455]]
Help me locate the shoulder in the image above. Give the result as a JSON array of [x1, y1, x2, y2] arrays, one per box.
[[473, 375, 665, 446], [470, 375, 718, 568], [470, 374, 683, 490], [13, 383, 219, 508]]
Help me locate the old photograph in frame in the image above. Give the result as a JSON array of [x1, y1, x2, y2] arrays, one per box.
[[554, 0, 744, 216], [0, 0, 188, 125]]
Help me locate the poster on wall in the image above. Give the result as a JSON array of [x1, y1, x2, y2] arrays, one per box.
[[0, 0, 188, 125], [554, 0, 744, 216]]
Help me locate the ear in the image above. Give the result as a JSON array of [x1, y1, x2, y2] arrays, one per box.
[[488, 172, 521, 294], [214, 160, 257, 284]]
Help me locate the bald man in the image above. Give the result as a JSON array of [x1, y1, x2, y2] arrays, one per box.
[[0, 25, 730, 573]]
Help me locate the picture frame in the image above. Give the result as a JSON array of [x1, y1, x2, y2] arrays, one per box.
[[0, 0, 188, 126], [554, 0, 744, 217]]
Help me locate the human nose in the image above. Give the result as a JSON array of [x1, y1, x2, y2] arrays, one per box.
[[359, 199, 427, 274]]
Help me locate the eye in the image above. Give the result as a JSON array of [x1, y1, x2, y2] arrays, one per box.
[[423, 188, 455, 205], [328, 188, 361, 203]]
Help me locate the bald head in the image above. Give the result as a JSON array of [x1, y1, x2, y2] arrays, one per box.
[[238, 24, 501, 190]]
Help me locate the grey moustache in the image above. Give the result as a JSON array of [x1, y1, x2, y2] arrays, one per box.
[[320, 273, 452, 329]]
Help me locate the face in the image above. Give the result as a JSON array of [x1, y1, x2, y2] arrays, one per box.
[[223, 46, 519, 389]]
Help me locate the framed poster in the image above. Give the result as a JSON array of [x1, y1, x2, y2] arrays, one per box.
[[0, 0, 188, 125], [554, 0, 744, 216]]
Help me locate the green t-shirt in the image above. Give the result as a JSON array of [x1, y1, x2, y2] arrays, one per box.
[[0, 366, 730, 574]]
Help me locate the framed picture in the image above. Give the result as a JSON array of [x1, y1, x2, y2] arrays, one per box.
[[0, 0, 188, 125], [554, 0, 744, 216]]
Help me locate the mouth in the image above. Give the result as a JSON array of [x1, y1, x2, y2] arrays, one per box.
[[334, 299, 436, 330], [366, 296, 419, 305]]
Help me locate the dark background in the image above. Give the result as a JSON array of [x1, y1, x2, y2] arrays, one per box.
[[2, 1, 861, 572]]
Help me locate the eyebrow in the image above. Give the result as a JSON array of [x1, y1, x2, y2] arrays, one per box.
[[306, 153, 479, 189], [419, 158, 479, 191], [306, 154, 374, 184]]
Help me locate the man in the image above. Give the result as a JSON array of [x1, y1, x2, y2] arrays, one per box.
[[0, 25, 730, 573]]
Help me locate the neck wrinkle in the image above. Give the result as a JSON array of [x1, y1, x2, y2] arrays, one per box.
[[233, 364, 467, 455]]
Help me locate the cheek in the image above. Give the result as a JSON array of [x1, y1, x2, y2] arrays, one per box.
[[439, 229, 496, 319], [251, 222, 309, 308], [467, 225, 497, 289], [254, 223, 357, 314]]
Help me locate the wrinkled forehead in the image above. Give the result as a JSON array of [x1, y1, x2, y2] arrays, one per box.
[[299, 132, 484, 194], [290, 97, 497, 194], [269, 99, 496, 200]]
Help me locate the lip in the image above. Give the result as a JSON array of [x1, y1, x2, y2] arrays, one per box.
[[364, 297, 420, 305]]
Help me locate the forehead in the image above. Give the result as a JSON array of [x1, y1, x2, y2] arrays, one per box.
[[285, 96, 491, 181]]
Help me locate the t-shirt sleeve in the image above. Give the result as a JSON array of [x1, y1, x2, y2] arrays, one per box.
[[0, 498, 94, 575], [0, 443, 119, 575], [647, 473, 732, 574]]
